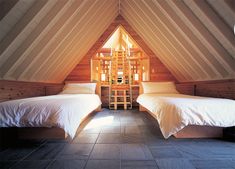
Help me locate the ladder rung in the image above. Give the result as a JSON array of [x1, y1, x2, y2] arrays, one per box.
[[111, 95, 130, 97], [110, 102, 131, 104], [112, 89, 129, 91]]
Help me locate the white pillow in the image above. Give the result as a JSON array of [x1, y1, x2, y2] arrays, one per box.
[[141, 82, 179, 94], [60, 83, 96, 94]]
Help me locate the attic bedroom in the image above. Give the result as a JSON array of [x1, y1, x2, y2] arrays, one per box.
[[0, 0, 235, 169]]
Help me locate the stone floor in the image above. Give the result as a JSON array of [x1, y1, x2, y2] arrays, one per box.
[[1, 109, 235, 169]]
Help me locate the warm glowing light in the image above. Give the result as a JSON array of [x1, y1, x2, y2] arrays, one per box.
[[134, 73, 139, 81], [118, 71, 123, 75], [84, 116, 114, 130], [101, 74, 106, 81]]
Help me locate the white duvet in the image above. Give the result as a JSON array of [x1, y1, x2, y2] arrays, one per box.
[[0, 94, 101, 138], [137, 94, 235, 139]]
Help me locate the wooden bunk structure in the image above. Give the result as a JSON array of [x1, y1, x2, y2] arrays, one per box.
[[109, 50, 132, 110]]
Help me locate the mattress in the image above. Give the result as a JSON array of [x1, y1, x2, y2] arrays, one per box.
[[0, 94, 101, 138], [137, 93, 235, 138]]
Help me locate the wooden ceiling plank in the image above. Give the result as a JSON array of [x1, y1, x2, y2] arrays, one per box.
[[125, 0, 195, 80], [0, 0, 19, 20], [35, 0, 116, 82], [16, 0, 84, 80], [0, 0, 35, 41], [121, 4, 184, 81], [27, 0, 97, 81], [41, 0, 116, 82], [183, 0, 235, 59], [5, 0, 69, 80], [122, 1, 187, 81], [160, 0, 229, 79], [136, 0, 205, 80], [171, 1, 235, 71], [21, 0, 86, 81], [0, 0, 57, 79], [122, 1, 185, 80], [207, 0, 235, 29], [0, 0, 48, 66], [169, 0, 235, 77], [123, 14, 184, 81], [53, 1, 118, 82], [153, 0, 222, 79]]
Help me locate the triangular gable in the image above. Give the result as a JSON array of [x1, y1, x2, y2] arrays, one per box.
[[65, 15, 176, 82]]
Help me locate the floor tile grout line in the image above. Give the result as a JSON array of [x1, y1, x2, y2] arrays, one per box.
[[4, 109, 235, 169], [45, 159, 56, 169], [82, 128, 101, 169], [115, 110, 122, 169], [8, 140, 48, 169]]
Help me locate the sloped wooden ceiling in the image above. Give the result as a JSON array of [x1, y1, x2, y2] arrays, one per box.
[[121, 0, 235, 82], [0, 0, 234, 83], [0, 0, 118, 83]]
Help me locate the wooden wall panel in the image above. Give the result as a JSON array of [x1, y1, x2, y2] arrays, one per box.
[[195, 80, 235, 100], [65, 15, 177, 108], [0, 80, 63, 102], [150, 56, 176, 82], [45, 85, 64, 96], [176, 83, 195, 95], [66, 15, 176, 83], [177, 80, 235, 100], [65, 57, 91, 82], [65, 16, 120, 82]]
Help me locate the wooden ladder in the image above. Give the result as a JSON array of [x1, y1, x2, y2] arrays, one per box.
[[109, 85, 132, 110], [109, 50, 132, 110]]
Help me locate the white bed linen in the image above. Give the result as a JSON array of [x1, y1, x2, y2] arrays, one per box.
[[137, 94, 235, 139], [0, 94, 101, 138]]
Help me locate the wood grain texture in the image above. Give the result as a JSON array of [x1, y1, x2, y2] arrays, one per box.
[[0, 80, 63, 102], [195, 80, 235, 100], [177, 79, 235, 99], [65, 15, 176, 82], [101, 85, 139, 108], [0, 0, 19, 20], [149, 56, 176, 82], [176, 83, 195, 95], [65, 15, 176, 106]]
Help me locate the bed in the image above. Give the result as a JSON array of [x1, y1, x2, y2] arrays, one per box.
[[0, 82, 101, 139], [137, 82, 235, 139]]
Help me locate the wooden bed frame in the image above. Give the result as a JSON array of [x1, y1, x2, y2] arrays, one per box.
[[138, 82, 223, 138], [1, 82, 101, 140]]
